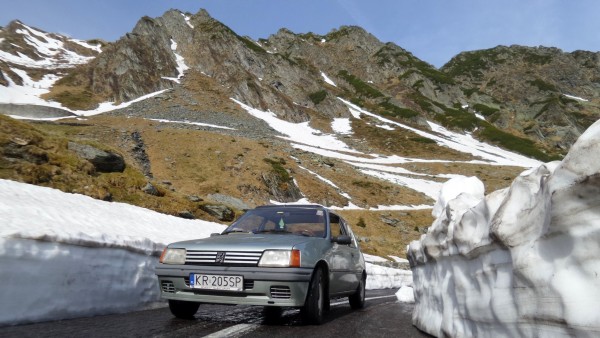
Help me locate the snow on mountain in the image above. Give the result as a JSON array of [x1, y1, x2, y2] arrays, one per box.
[[0, 21, 98, 69], [232, 97, 541, 209], [407, 119, 600, 337]]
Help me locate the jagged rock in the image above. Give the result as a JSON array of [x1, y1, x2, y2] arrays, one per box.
[[207, 193, 250, 210], [141, 182, 160, 196], [201, 204, 235, 222], [261, 172, 303, 203], [381, 216, 401, 227], [178, 211, 194, 219], [129, 131, 152, 177], [188, 195, 203, 202], [67, 142, 125, 173]]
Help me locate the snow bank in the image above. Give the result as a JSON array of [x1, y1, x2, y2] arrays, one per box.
[[407, 120, 600, 337], [0, 180, 225, 325]]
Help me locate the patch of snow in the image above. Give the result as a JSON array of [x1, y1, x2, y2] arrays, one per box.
[[70, 38, 102, 53], [563, 93, 588, 102], [475, 113, 485, 120], [462, 104, 469, 109], [298, 165, 351, 200], [359, 169, 445, 201], [146, 118, 236, 130], [363, 253, 389, 262], [181, 13, 194, 28], [396, 286, 415, 302], [388, 256, 409, 263], [338, 97, 541, 167], [331, 118, 353, 134], [232, 98, 359, 153], [366, 263, 412, 290], [408, 119, 600, 336], [1, 23, 95, 69], [320, 71, 337, 87], [320, 38, 326, 43], [376, 124, 395, 131], [162, 39, 189, 84]]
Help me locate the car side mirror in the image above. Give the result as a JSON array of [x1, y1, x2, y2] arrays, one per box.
[[332, 235, 352, 245], [210, 233, 221, 237]]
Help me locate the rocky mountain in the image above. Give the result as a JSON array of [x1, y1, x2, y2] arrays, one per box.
[[443, 45, 600, 151], [1, 9, 600, 257], [2, 9, 599, 158]]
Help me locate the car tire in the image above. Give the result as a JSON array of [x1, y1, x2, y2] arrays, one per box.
[[168, 299, 200, 319], [301, 267, 325, 325], [349, 273, 366, 309]]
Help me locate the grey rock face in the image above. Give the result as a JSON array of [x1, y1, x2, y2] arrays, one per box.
[[207, 193, 251, 210], [201, 204, 235, 222], [67, 142, 125, 173], [141, 182, 160, 196]]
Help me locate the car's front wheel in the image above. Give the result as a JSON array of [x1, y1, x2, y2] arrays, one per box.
[[168, 299, 200, 319], [301, 267, 325, 324], [349, 273, 366, 309]]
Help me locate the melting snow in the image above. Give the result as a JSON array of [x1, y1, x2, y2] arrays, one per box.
[[0, 23, 96, 68], [162, 39, 189, 84], [232, 98, 359, 153], [563, 93, 589, 102], [320, 71, 337, 87], [331, 118, 353, 134], [147, 118, 235, 130], [181, 13, 194, 29]]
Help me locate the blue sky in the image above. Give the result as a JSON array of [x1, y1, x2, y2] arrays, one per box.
[[1, 0, 599, 68]]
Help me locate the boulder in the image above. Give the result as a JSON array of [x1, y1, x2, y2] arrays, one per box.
[[201, 204, 235, 222], [68, 142, 125, 173]]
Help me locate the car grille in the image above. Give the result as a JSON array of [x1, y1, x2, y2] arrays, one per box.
[[184, 277, 254, 290], [185, 250, 263, 266], [270, 286, 291, 299], [161, 281, 175, 293]]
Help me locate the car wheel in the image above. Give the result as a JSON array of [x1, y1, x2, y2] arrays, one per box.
[[168, 299, 200, 319], [301, 267, 325, 325], [349, 273, 366, 309]]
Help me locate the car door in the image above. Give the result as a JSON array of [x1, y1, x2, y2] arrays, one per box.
[[328, 213, 359, 295]]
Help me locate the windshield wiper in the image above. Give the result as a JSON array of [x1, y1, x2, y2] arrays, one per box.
[[255, 229, 291, 234], [223, 228, 252, 235]]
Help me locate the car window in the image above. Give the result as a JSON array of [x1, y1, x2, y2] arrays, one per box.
[[224, 207, 326, 237], [329, 213, 347, 238], [340, 218, 358, 248]]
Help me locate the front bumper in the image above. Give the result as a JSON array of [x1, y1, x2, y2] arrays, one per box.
[[155, 264, 313, 307]]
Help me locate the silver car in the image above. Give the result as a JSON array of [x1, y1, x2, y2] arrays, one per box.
[[155, 204, 366, 324]]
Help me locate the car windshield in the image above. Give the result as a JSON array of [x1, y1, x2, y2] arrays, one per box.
[[223, 207, 326, 238]]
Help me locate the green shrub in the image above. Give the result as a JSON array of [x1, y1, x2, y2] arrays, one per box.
[[263, 158, 291, 182], [357, 217, 366, 228], [337, 70, 384, 98], [528, 79, 558, 92], [378, 101, 419, 118], [472, 103, 499, 116], [309, 90, 327, 105]]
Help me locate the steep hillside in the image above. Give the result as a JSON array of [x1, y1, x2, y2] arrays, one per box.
[[2, 8, 599, 257], [442, 45, 600, 151]]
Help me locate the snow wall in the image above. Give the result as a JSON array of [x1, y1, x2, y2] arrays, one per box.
[[408, 120, 600, 337]]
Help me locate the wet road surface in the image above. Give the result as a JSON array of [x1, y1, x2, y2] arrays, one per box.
[[0, 289, 431, 337]]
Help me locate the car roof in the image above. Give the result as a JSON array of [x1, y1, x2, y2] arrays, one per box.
[[254, 204, 327, 210]]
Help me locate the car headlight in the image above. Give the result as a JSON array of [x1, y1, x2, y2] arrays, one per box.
[[259, 249, 301, 267], [159, 248, 186, 264]]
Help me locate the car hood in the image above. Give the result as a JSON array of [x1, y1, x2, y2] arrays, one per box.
[[169, 234, 318, 251]]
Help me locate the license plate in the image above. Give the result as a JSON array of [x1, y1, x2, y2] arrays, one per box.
[[189, 274, 243, 291]]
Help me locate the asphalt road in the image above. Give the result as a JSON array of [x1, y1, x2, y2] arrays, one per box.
[[0, 289, 431, 338]]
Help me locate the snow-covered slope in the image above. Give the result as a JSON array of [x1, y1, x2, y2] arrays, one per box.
[[407, 120, 600, 337]]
